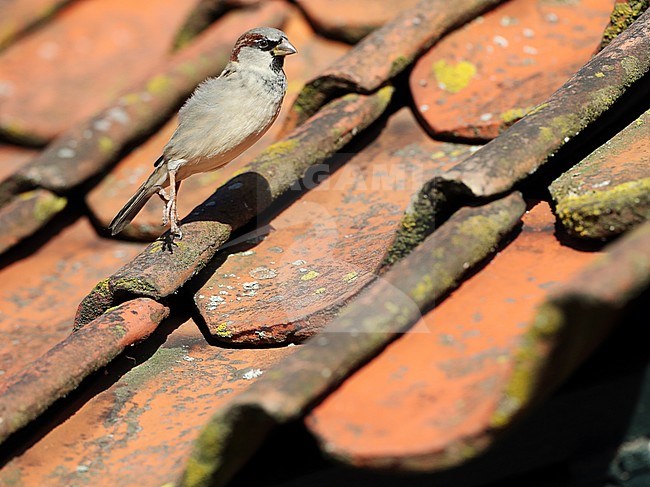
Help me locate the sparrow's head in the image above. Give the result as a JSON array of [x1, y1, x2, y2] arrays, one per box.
[[230, 27, 297, 71]]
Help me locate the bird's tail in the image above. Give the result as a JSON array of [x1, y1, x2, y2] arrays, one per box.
[[109, 163, 168, 236]]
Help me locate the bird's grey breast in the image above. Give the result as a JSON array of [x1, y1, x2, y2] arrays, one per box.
[[163, 67, 285, 170]]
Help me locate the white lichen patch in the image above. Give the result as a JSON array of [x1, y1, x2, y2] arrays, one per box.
[[206, 295, 225, 311], [249, 266, 278, 280], [242, 369, 264, 380]]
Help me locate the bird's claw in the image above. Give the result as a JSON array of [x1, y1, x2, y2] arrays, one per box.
[[170, 224, 183, 241]]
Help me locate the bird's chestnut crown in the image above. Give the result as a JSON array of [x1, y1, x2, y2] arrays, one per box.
[[230, 27, 297, 63]]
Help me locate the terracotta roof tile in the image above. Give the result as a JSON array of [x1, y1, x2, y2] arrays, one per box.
[[0, 0, 202, 144], [410, 0, 613, 140], [0, 144, 37, 181], [181, 193, 526, 486], [550, 107, 650, 239], [195, 108, 476, 344], [439, 8, 649, 197], [295, 0, 421, 43], [0, 0, 72, 50], [0, 317, 295, 485], [0, 188, 66, 253], [282, 0, 506, 134], [306, 202, 601, 469], [0, 298, 168, 444], [0, 218, 144, 377]]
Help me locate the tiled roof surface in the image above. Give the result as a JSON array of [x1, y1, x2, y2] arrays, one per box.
[[0, 0, 649, 486]]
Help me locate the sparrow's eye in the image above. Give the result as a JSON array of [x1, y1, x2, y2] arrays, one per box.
[[257, 39, 270, 49]]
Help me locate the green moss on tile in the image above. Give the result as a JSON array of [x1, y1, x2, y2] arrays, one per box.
[[587, 86, 621, 119], [214, 322, 233, 339], [491, 302, 563, 428], [500, 107, 532, 125], [174, 29, 195, 51], [260, 139, 299, 159], [457, 210, 513, 243], [0, 23, 18, 49], [98, 135, 115, 154], [111, 322, 127, 338], [179, 60, 200, 78], [291, 82, 330, 121], [0, 121, 44, 146], [432, 60, 477, 94], [95, 278, 111, 297], [410, 274, 436, 305], [342, 271, 358, 283], [383, 185, 442, 266], [621, 55, 644, 79], [301, 270, 320, 281], [537, 126, 556, 146], [146, 74, 172, 94], [120, 92, 142, 105], [111, 277, 159, 297], [389, 55, 411, 78], [527, 102, 549, 117], [554, 178, 650, 239], [182, 414, 233, 487], [73, 278, 114, 330], [33, 192, 67, 223], [183, 456, 214, 487], [124, 346, 185, 387], [600, 1, 649, 49]]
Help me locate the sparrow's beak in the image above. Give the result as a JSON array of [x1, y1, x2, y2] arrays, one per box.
[[273, 38, 297, 56]]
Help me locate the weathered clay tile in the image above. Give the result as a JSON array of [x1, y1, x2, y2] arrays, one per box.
[[87, 8, 349, 239], [75, 88, 394, 329], [0, 0, 72, 50], [387, 10, 650, 259], [386, 12, 650, 264], [0, 0, 202, 144], [600, 0, 649, 50], [0, 189, 66, 254], [410, 0, 613, 140], [180, 193, 525, 487], [0, 298, 169, 444], [441, 9, 650, 198], [306, 202, 602, 469], [195, 109, 476, 344], [550, 107, 650, 239], [282, 0, 505, 135], [0, 144, 37, 181], [0, 2, 289, 208], [295, 0, 420, 43], [0, 318, 295, 486], [500, 219, 650, 430], [0, 218, 145, 378]]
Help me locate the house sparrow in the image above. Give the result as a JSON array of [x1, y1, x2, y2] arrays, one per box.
[[109, 27, 297, 239]]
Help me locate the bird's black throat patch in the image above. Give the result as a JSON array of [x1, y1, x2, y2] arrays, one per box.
[[271, 55, 285, 74]]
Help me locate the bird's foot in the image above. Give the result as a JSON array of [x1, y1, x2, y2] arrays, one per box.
[[170, 220, 183, 240]]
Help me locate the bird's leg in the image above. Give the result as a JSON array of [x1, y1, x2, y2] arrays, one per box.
[[156, 186, 171, 225], [168, 170, 182, 240]]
